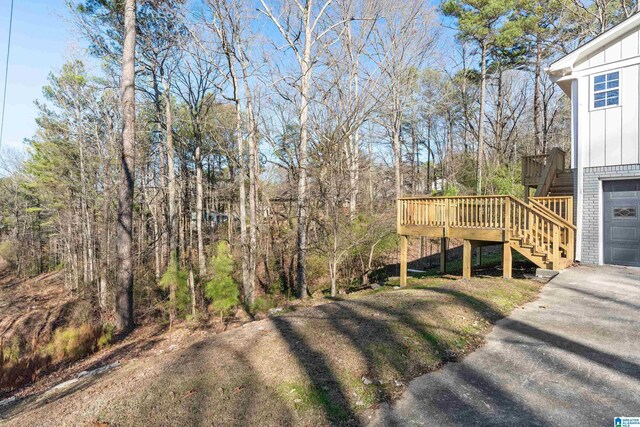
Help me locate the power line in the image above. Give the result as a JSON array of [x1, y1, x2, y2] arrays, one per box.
[[0, 0, 15, 150]]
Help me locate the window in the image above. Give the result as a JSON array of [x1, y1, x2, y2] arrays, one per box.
[[614, 207, 637, 218], [593, 72, 619, 108]]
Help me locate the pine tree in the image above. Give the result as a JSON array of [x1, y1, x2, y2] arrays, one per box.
[[204, 241, 239, 321]]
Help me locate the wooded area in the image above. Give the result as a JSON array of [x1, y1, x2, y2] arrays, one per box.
[[0, 0, 636, 334]]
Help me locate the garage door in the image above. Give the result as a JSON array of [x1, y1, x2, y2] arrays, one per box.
[[603, 179, 640, 267]]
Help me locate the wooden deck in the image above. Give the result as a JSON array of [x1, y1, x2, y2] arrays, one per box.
[[397, 195, 575, 285]]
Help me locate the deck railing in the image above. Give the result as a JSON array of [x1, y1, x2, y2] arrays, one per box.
[[530, 196, 573, 224], [522, 154, 549, 186], [398, 195, 575, 266], [522, 148, 569, 195], [398, 196, 508, 231]]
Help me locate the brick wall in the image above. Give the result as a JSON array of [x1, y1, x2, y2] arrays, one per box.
[[580, 164, 640, 265]]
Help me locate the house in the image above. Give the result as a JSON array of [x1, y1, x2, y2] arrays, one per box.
[[547, 13, 640, 268], [395, 14, 640, 286]]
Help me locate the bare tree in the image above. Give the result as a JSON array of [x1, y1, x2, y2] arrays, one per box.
[[259, 0, 338, 299], [370, 0, 436, 198]]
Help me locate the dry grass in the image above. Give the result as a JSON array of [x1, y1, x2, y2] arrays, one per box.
[[0, 324, 114, 392], [4, 274, 544, 427]]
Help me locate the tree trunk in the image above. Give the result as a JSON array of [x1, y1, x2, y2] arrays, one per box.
[[99, 163, 111, 311], [189, 268, 196, 318], [240, 51, 258, 307], [195, 145, 206, 275], [392, 94, 403, 198], [164, 80, 178, 324], [348, 68, 359, 218], [296, 8, 313, 300], [246, 97, 258, 307], [116, 0, 136, 334], [476, 42, 487, 195], [533, 36, 542, 154]]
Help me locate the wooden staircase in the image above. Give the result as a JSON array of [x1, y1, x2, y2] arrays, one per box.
[[522, 147, 574, 198], [508, 196, 574, 270], [549, 170, 574, 196]]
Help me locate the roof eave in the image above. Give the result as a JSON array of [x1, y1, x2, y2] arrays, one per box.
[[548, 12, 640, 74]]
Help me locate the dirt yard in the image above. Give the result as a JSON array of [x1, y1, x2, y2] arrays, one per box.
[[0, 258, 73, 348], [1, 273, 544, 427]]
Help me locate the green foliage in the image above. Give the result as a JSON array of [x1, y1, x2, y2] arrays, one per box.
[[455, 152, 479, 192], [1, 336, 23, 365], [204, 241, 240, 317], [97, 323, 115, 350], [442, 185, 460, 196], [250, 295, 280, 315], [485, 164, 524, 196], [40, 325, 101, 362], [0, 240, 16, 267], [159, 256, 191, 316], [306, 252, 330, 292], [442, 0, 522, 46]]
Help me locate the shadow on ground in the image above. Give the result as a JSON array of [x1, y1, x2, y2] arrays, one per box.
[[5, 274, 549, 426]]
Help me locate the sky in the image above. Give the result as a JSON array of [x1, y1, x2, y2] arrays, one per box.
[[0, 0, 452, 155], [0, 0, 85, 152]]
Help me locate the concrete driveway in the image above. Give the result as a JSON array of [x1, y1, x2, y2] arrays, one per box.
[[371, 265, 640, 426]]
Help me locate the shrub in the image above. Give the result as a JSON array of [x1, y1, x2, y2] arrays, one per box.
[[204, 241, 239, 319], [305, 252, 329, 293], [250, 294, 282, 315], [1, 336, 22, 365], [41, 324, 101, 362], [0, 240, 17, 267], [1, 322, 113, 392], [442, 184, 460, 196], [486, 164, 525, 197], [97, 323, 115, 350], [159, 255, 191, 317]]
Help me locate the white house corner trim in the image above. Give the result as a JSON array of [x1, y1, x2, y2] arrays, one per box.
[[573, 78, 585, 262]]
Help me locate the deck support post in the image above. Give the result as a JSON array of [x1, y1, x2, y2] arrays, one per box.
[[475, 247, 482, 267], [462, 240, 472, 279], [552, 223, 560, 270], [503, 242, 512, 279], [400, 235, 408, 287], [440, 237, 447, 273]]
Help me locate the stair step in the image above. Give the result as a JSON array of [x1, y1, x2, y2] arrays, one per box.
[[510, 241, 548, 257]]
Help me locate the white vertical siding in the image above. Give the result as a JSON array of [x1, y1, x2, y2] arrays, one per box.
[[605, 107, 622, 165], [584, 63, 640, 167], [604, 40, 622, 63], [587, 50, 606, 68], [578, 28, 640, 71], [589, 108, 606, 166], [621, 30, 639, 58], [621, 65, 640, 164]]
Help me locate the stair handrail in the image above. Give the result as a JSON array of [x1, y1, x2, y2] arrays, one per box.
[[522, 154, 548, 186], [527, 199, 576, 230], [534, 148, 566, 197], [526, 198, 575, 263], [530, 195, 573, 224], [507, 196, 570, 268]]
